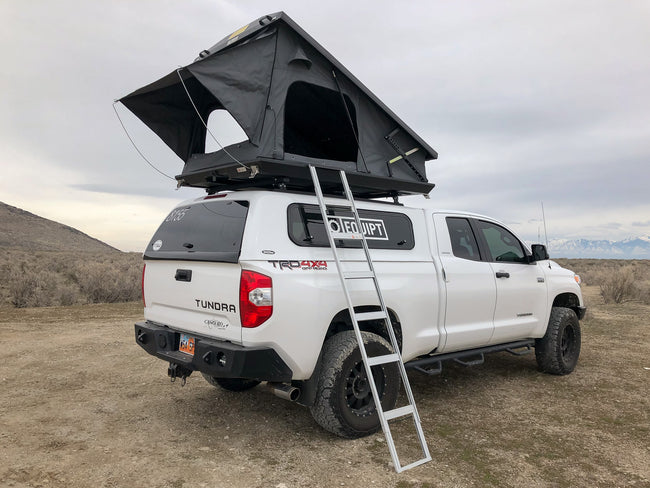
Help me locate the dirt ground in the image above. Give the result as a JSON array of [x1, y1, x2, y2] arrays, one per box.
[[1, 286, 648, 488]]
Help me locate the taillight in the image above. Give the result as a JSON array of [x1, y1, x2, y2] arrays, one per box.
[[141, 263, 146, 307], [239, 270, 272, 328]]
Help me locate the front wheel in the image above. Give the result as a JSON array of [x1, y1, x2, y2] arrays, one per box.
[[201, 374, 261, 392], [535, 307, 581, 375], [309, 331, 400, 438]]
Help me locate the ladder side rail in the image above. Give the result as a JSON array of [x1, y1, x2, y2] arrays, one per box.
[[310, 166, 431, 471], [309, 166, 398, 464], [340, 170, 432, 464]]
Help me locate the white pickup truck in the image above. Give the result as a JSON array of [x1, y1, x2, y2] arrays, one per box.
[[135, 189, 585, 438]]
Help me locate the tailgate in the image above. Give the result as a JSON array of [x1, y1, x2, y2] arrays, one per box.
[[143, 260, 242, 343]]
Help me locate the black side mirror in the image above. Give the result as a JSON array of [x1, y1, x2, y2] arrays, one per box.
[[531, 244, 549, 262]]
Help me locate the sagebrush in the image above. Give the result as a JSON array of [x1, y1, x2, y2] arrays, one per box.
[[0, 251, 142, 308]]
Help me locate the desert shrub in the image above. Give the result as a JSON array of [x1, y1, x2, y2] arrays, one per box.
[[2, 251, 142, 308], [599, 266, 638, 304], [75, 260, 141, 304], [8, 267, 81, 308]]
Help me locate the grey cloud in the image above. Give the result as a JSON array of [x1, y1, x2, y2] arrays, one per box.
[[2, 0, 650, 248]]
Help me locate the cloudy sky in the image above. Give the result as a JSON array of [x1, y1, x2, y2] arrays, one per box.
[[1, 1, 648, 251]]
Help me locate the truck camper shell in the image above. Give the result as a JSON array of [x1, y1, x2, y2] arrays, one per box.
[[119, 12, 437, 197]]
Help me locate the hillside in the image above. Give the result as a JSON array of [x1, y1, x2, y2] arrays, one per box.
[[0, 201, 119, 253]]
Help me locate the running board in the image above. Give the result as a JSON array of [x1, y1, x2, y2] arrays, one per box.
[[406, 340, 535, 375]]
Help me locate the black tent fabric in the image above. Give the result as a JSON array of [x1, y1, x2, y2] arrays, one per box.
[[119, 12, 437, 197]]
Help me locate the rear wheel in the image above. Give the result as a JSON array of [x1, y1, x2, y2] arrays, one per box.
[[201, 374, 261, 392], [535, 307, 581, 375], [310, 331, 400, 438]]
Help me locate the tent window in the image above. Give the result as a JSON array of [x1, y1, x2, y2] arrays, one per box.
[[284, 82, 358, 162], [205, 109, 248, 153]]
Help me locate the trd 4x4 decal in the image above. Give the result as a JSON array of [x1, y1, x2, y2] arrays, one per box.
[[268, 260, 328, 270]]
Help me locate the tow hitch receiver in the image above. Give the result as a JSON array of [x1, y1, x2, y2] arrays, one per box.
[[168, 362, 193, 386]]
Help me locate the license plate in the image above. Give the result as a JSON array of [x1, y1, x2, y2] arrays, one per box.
[[179, 334, 195, 356]]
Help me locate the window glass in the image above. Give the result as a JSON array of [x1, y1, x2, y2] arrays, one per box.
[[477, 221, 527, 263], [446, 217, 481, 261], [144, 200, 249, 263], [287, 204, 414, 250], [284, 82, 358, 162]]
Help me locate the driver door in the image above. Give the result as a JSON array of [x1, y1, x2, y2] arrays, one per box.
[[474, 220, 548, 344]]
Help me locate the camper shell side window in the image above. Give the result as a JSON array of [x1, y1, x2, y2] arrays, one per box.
[[287, 204, 414, 250]]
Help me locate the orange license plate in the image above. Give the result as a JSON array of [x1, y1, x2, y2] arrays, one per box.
[[179, 334, 195, 356]]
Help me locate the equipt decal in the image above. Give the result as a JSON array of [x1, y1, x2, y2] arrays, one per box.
[[327, 216, 388, 240]]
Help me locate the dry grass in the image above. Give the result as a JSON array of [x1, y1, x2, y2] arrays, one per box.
[[0, 250, 142, 307]]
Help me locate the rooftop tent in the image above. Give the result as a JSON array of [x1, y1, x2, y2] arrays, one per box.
[[119, 12, 437, 197]]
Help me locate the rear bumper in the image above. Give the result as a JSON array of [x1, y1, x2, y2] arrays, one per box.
[[134, 321, 292, 382]]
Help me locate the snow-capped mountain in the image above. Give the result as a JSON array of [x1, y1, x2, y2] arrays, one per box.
[[546, 236, 650, 259]]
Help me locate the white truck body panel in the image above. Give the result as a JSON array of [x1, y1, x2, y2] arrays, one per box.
[[142, 190, 584, 380]]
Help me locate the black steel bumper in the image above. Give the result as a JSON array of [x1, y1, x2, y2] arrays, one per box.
[[134, 321, 292, 382]]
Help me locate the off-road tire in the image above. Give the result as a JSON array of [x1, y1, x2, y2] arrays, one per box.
[[535, 307, 581, 375], [309, 331, 400, 438], [201, 374, 261, 392]]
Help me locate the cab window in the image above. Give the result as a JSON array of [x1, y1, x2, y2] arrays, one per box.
[[446, 217, 481, 261], [477, 221, 527, 263]]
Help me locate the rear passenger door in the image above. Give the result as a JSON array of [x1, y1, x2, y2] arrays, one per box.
[[474, 220, 548, 343], [435, 215, 496, 352]]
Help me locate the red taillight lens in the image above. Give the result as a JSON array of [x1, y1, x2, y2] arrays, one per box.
[[239, 270, 273, 328], [141, 263, 146, 307]]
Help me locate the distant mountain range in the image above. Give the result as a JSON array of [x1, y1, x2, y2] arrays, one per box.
[[547, 236, 650, 259]]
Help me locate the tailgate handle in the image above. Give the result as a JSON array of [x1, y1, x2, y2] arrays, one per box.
[[175, 269, 192, 282]]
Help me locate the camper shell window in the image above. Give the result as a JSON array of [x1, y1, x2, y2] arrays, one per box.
[[284, 82, 358, 162], [144, 201, 249, 263], [287, 204, 414, 250]]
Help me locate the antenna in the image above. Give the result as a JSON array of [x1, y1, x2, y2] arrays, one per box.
[[541, 201, 549, 248]]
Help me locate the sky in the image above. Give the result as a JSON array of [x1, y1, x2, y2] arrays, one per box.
[[1, 0, 649, 252]]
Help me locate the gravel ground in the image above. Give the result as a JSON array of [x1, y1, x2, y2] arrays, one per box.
[[1, 286, 648, 487]]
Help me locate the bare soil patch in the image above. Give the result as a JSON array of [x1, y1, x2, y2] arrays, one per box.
[[1, 288, 649, 487]]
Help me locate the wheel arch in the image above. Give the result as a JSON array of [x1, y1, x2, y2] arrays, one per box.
[[294, 306, 402, 408], [323, 305, 403, 353], [552, 292, 583, 318]]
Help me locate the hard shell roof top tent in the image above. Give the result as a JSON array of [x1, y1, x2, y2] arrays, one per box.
[[119, 12, 437, 198]]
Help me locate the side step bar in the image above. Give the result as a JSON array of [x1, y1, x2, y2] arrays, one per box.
[[406, 340, 535, 376]]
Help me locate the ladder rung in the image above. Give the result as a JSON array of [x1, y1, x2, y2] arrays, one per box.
[[396, 456, 433, 474], [343, 271, 375, 279], [355, 311, 387, 322], [331, 232, 363, 240], [384, 404, 414, 421], [366, 353, 399, 366]]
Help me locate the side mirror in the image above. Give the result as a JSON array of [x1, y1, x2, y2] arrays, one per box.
[[531, 244, 549, 262]]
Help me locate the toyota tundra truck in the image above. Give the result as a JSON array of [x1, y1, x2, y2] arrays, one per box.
[[134, 190, 585, 438]]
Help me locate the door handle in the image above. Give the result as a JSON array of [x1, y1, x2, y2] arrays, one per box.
[[496, 271, 510, 278], [175, 269, 192, 282]]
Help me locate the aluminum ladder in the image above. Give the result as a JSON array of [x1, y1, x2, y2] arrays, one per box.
[[309, 165, 431, 473]]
